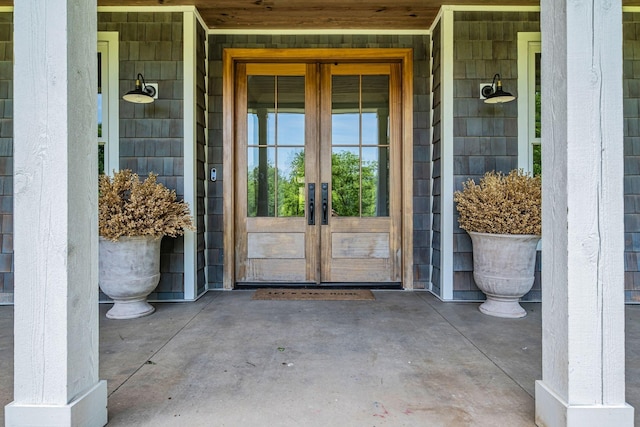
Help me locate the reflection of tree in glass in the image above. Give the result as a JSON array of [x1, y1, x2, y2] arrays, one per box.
[[247, 150, 380, 218], [533, 144, 541, 177], [98, 145, 105, 176], [332, 151, 378, 217], [247, 161, 275, 217], [533, 90, 541, 176], [279, 151, 305, 217], [247, 151, 305, 217]]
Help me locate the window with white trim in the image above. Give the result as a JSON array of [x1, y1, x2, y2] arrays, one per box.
[[517, 33, 541, 176], [97, 41, 108, 175], [97, 32, 119, 176]]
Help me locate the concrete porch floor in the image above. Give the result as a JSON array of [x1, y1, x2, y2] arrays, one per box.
[[0, 291, 639, 426]]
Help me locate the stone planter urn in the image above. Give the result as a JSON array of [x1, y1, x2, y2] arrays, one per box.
[[469, 231, 540, 318], [99, 235, 162, 319]]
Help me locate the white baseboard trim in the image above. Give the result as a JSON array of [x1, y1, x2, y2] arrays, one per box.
[[535, 380, 634, 427], [5, 380, 107, 427]]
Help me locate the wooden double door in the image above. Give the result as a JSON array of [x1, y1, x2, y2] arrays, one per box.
[[235, 61, 402, 285]]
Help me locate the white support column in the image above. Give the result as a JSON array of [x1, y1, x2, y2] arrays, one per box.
[[440, 7, 454, 300], [183, 10, 198, 300], [5, 1, 107, 426], [536, 1, 634, 426]]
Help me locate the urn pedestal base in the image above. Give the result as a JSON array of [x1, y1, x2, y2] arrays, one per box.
[[479, 295, 527, 318], [105, 297, 156, 320], [469, 231, 540, 319], [99, 236, 162, 320]]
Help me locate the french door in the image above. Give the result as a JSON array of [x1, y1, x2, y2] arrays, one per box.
[[235, 61, 402, 285]]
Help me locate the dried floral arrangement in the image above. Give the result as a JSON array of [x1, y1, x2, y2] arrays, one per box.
[[99, 169, 195, 241], [454, 169, 541, 235]]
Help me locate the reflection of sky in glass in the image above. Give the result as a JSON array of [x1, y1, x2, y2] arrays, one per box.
[[247, 114, 258, 145], [332, 114, 359, 145], [361, 113, 378, 145], [332, 112, 388, 146], [248, 112, 304, 147], [268, 113, 276, 145], [277, 113, 304, 145]]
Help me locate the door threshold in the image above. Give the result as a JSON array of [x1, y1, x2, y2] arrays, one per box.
[[235, 283, 403, 290]]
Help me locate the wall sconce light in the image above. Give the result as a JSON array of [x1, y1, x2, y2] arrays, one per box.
[[122, 73, 156, 104], [481, 74, 516, 104]]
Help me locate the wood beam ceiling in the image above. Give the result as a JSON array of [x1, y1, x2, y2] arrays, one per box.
[[2, 1, 640, 30]]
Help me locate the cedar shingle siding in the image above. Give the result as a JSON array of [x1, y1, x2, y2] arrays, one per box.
[[624, 12, 640, 302], [98, 11, 187, 300], [430, 21, 442, 297], [0, 12, 12, 304], [451, 11, 541, 301]]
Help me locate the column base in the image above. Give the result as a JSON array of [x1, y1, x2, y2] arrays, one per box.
[[5, 380, 107, 427], [535, 380, 634, 427]]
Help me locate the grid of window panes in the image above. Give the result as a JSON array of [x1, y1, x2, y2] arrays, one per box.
[[331, 74, 390, 217], [246, 75, 306, 217]]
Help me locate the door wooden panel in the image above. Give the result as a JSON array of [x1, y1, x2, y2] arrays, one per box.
[[331, 233, 390, 259]]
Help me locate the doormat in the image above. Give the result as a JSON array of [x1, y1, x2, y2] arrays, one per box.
[[252, 288, 375, 301]]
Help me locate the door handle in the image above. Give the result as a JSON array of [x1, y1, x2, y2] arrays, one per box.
[[308, 183, 315, 225], [321, 183, 329, 225]]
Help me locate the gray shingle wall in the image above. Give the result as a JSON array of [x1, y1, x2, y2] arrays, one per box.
[[0, 13, 12, 303], [196, 23, 207, 295], [207, 34, 431, 289], [413, 36, 432, 290], [624, 12, 640, 302], [452, 11, 541, 301], [430, 21, 442, 297], [98, 12, 186, 300]]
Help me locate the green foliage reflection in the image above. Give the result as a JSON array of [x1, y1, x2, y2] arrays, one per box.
[[332, 151, 379, 217], [247, 150, 305, 217], [247, 150, 384, 218]]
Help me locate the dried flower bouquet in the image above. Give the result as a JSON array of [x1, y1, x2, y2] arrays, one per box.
[[454, 169, 541, 235], [99, 169, 195, 241]]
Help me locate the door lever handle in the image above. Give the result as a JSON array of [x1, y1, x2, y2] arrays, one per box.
[[321, 183, 329, 225], [308, 183, 315, 225]]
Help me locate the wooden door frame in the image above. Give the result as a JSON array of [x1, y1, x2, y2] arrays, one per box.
[[222, 48, 414, 289]]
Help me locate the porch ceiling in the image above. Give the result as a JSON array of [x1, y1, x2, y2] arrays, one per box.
[[3, 1, 640, 29], [135, 0, 543, 29], [0, 1, 544, 30]]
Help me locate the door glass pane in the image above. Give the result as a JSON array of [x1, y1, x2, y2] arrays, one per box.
[[361, 146, 389, 217], [533, 52, 541, 176], [332, 75, 359, 146], [361, 75, 389, 146], [247, 74, 305, 217], [331, 74, 390, 217], [534, 52, 541, 139], [331, 147, 360, 217], [277, 147, 305, 217], [277, 76, 305, 146], [247, 76, 275, 147], [247, 147, 276, 217]]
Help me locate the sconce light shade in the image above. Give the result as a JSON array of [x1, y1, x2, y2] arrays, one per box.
[[482, 74, 516, 104], [123, 73, 156, 104]]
